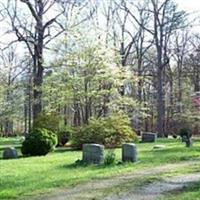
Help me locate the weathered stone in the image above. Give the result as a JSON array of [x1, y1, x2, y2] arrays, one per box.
[[82, 144, 104, 164], [3, 147, 18, 159], [185, 138, 192, 148], [142, 132, 157, 143], [182, 136, 187, 142], [122, 143, 137, 162]]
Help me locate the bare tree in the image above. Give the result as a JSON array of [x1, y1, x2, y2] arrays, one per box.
[[1, 0, 66, 122], [173, 30, 190, 112], [186, 34, 200, 92], [121, 0, 186, 136], [0, 0, 95, 126], [0, 45, 27, 135]]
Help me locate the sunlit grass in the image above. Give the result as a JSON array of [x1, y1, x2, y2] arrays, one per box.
[[0, 137, 200, 199]]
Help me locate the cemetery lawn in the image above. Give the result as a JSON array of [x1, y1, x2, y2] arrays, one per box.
[[1, 137, 200, 200]]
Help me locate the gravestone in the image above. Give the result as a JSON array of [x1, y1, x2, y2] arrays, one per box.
[[182, 135, 187, 142], [142, 132, 157, 143], [82, 144, 104, 164], [3, 147, 18, 159], [185, 138, 192, 148], [122, 143, 137, 162]]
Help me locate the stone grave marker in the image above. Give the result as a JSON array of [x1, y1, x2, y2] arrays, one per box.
[[3, 147, 18, 159], [142, 132, 157, 143], [122, 143, 137, 162], [185, 138, 192, 148], [82, 144, 104, 164]]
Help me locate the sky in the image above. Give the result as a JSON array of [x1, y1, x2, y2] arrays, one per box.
[[175, 0, 200, 13], [175, 0, 200, 32], [0, 0, 199, 53]]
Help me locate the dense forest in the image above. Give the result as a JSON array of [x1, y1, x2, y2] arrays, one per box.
[[0, 0, 199, 138]]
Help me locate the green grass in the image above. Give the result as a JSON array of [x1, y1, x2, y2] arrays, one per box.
[[1, 137, 200, 199], [0, 137, 22, 148]]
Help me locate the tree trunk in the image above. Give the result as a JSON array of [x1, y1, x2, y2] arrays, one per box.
[[73, 101, 81, 127], [177, 61, 183, 112], [157, 67, 165, 137], [194, 68, 200, 92], [32, 2, 44, 122]]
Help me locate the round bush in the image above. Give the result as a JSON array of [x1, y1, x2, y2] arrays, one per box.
[[72, 113, 138, 149], [21, 128, 58, 156], [57, 126, 74, 146], [103, 114, 138, 148], [72, 119, 105, 149], [179, 127, 192, 139]]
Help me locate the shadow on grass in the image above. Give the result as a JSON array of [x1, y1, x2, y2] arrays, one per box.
[[141, 145, 200, 154], [54, 147, 80, 153], [165, 181, 200, 199], [0, 155, 24, 160], [58, 158, 133, 171]]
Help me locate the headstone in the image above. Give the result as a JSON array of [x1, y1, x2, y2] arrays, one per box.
[[142, 132, 157, 143], [3, 147, 18, 159], [122, 143, 137, 162], [185, 138, 192, 148], [82, 144, 104, 164], [182, 135, 187, 142]]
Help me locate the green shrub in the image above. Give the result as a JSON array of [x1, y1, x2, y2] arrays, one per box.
[[72, 113, 137, 149], [33, 112, 60, 133], [72, 118, 106, 149], [103, 114, 138, 148], [179, 127, 192, 139], [173, 114, 195, 137], [104, 150, 116, 165], [57, 126, 74, 146], [21, 128, 58, 156]]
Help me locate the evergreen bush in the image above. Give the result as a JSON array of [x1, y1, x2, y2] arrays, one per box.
[[21, 128, 57, 156], [179, 127, 192, 139]]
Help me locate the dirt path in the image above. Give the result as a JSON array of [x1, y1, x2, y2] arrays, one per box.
[[32, 161, 200, 200], [105, 173, 200, 200]]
